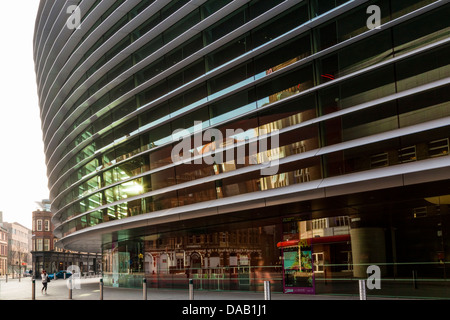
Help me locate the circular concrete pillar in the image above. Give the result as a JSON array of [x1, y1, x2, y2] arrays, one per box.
[[350, 227, 386, 278]]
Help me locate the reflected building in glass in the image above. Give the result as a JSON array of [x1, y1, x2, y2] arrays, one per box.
[[34, 0, 450, 297]]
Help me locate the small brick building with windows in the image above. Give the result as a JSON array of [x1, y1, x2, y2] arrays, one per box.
[[0, 218, 8, 276], [31, 200, 101, 277]]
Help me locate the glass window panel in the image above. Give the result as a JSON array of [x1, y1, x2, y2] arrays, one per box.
[[113, 119, 139, 142], [176, 162, 214, 184], [181, 33, 203, 58], [103, 148, 116, 167], [258, 93, 317, 131], [91, 93, 111, 114], [251, 3, 308, 48], [105, 35, 131, 62], [320, 65, 396, 114], [151, 168, 176, 190], [201, 0, 232, 19], [171, 107, 210, 134], [126, 199, 142, 217], [254, 33, 311, 76], [138, 80, 168, 106], [110, 76, 134, 101], [114, 137, 141, 161], [111, 97, 137, 122], [338, 30, 393, 77], [256, 64, 314, 106], [107, 57, 133, 81], [97, 131, 114, 150], [116, 157, 145, 180], [321, 101, 398, 146], [342, 101, 398, 141], [210, 89, 257, 126], [105, 186, 121, 204], [139, 102, 170, 130], [103, 168, 117, 186], [120, 177, 145, 198], [87, 56, 106, 78], [206, 34, 250, 71], [142, 124, 172, 149], [248, 0, 284, 20], [161, 0, 189, 20], [398, 85, 450, 128], [396, 45, 450, 92], [129, 0, 155, 19], [310, 0, 348, 17], [390, 0, 437, 19], [208, 62, 253, 95], [182, 59, 205, 85], [87, 192, 102, 210], [204, 7, 246, 45], [133, 11, 160, 38], [323, 138, 401, 177], [169, 84, 207, 114], [149, 144, 174, 170], [260, 157, 322, 190], [163, 9, 200, 44], [177, 182, 217, 206], [393, 6, 450, 56], [133, 35, 163, 63], [315, 21, 337, 52], [136, 57, 166, 85], [144, 190, 178, 212]]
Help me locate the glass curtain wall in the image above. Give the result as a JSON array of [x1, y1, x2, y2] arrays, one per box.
[[102, 178, 450, 299]]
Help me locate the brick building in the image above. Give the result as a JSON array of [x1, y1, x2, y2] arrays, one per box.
[[0, 211, 7, 276], [31, 200, 101, 277]]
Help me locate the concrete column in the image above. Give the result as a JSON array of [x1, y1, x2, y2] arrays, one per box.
[[350, 227, 386, 278]]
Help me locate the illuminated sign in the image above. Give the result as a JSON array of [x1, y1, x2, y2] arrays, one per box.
[[282, 240, 314, 294]]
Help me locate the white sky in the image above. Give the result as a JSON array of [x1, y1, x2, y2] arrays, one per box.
[[0, 1, 49, 229]]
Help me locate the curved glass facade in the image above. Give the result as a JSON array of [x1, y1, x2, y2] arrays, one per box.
[[35, 0, 450, 298]]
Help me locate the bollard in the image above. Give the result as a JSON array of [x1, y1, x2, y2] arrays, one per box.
[[99, 278, 103, 300], [5, 274, 7, 283], [189, 279, 194, 300], [32, 279, 35, 300], [359, 279, 367, 300], [68, 278, 73, 300], [143, 278, 147, 300], [54, 273, 56, 281], [264, 281, 271, 300]]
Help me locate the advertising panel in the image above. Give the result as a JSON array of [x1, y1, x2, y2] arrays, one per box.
[[282, 240, 314, 294]]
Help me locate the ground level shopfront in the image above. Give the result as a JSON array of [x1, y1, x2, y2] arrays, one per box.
[[32, 251, 101, 278], [101, 178, 450, 299]]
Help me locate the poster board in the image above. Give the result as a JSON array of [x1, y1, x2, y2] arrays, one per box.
[[282, 240, 314, 294]]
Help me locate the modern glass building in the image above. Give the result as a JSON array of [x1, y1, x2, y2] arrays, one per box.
[[34, 0, 450, 298]]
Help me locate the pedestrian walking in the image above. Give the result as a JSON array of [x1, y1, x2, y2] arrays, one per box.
[[41, 270, 49, 294]]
